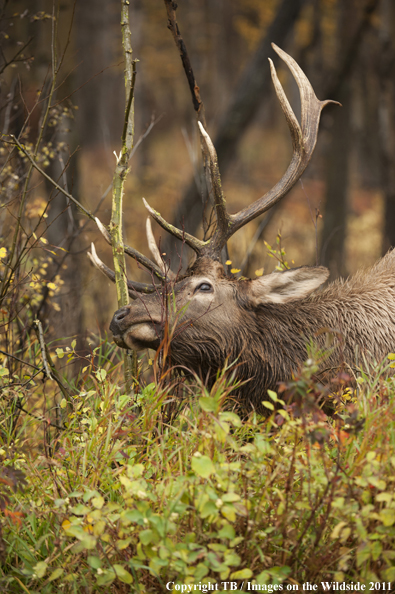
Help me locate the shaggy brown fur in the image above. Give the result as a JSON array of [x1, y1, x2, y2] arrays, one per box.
[[110, 252, 395, 414]]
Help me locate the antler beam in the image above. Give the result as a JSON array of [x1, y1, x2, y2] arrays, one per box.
[[199, 43, 339, 259], [142, 198, 208, 254], [88, 244, 157, 298], [95, 217, 165, 282]]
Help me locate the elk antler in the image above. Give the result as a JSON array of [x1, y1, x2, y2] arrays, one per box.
[[145, 218, 176, 280], [87, 244, 157, 297], [143, 43, 339, 260], [95, 217, 165, 282]]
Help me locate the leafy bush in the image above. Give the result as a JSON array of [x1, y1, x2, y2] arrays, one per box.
[[0, 349, 395, 593]]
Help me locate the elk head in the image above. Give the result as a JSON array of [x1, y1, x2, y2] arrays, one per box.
[[89, 44, 338, 406]]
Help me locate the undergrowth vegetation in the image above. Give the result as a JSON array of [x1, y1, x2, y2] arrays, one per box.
[[1, 342, 395, 593]]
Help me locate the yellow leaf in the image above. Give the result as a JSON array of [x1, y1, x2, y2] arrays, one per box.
[[47, 282, 56, 290], [230, 268, 240, 274], [62, 519, 71, 530], [255, 267, 264, 277], [0, 247, 6, 258], [225, 260, 232, 265], [40, 237, 48, 244]]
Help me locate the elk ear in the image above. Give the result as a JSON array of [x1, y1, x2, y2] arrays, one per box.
[[250, 266, 329, 305]]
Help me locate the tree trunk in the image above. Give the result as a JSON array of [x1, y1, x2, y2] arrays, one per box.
[[320, 82, 351, 279], [379, 0, 395, 254]]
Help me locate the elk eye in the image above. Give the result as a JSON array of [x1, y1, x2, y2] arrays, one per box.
[[195, 282, 213, 294]]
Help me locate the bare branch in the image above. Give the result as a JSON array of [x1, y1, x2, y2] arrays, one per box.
[[10, 135, 95, 221], [163, 0, 205, 121], [33, 319, 53, 381]]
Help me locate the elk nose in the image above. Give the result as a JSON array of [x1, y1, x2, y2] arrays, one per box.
[[110, 305, 131, 334]]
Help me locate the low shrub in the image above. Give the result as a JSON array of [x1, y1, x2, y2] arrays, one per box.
[[1, 351, 395, 593]]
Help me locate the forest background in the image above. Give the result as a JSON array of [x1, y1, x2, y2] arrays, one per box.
[[2, 0, 395, 356]]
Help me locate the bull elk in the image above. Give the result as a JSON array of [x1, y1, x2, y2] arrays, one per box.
[[89, 44, 395, 414]]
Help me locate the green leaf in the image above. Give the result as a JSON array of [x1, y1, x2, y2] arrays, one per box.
[[56, 348, 64, 359], [267, 389, 277, 402], [0, 368, 9, 377], [200, 501, 218, 519], [95, 368, 107, 382], [230, 568, 253, 579], [83, 489, 100, 502], [48, 567, 63, 582], [224, 552, 241, 567], [92, 496, 105, 509], [199, 396, 217, 412], [117, 537, 132, 550], [97, 570, 115, 586], [219, 412, 242, 427], [380, 509, 395, 527], [70, 504, 90, 515], [356, 543, 370, 568], [139, 529, 154, 545], [87, 556, 101, 569], [221, 504, 236, 522], [262, 400, 274, 411], [80, 535, 97, 549], [217, 524, 235, 540], [114, 564, 133, 584], [256, 571, 270, 585], [191, 455, 216, 478], [222, 492, 240, 503], [34, 561, 48, 578]]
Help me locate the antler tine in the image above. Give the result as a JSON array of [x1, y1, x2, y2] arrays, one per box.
[[88, 243, 157, 298], [203, 43, 340, 258], [145, 218, 176, 280], [95, 217, 165, 282], [198, 122, 230, 253], [142, 198, 207, 254]]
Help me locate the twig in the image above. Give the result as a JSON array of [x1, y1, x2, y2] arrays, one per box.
[[0, 348, 41, 371], [14, 403, 66, 432], [0, 37, 33, 76], [32, 320, 74, 409], [9, 136, 95, 221], [163, 0, 204, 120], [33, 319, 53, 380], [130, 113, 163, 159]]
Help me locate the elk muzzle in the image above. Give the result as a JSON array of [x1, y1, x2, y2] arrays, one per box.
[[110, 305, 162, 351]]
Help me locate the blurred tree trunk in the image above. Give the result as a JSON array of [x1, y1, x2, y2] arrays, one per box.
[[164, 0, 306, 257], [75, 0, 123, 149], [44, 128, 84, 344], [320, 82, 351, 278], [320, 0, 356, 278], [41, 1, 84, 345], [379, 0, 395, 254]]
